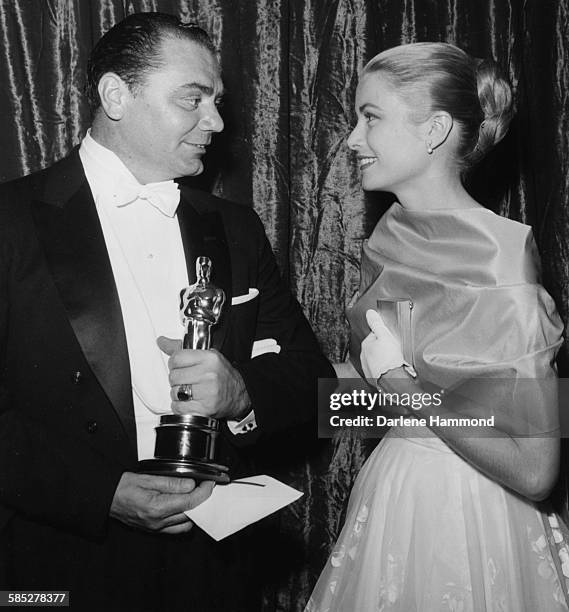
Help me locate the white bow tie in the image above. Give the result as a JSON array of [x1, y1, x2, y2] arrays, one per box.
[[116, 180, 181, 217]]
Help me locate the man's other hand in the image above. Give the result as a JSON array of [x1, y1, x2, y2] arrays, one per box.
[[110, 472, 214, 534]]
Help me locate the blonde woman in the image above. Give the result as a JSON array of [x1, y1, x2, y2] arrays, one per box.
[[307, 43, 569, 611]]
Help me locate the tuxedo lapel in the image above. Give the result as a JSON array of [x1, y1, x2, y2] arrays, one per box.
[[31, 155, 137, 453], [176, 198, 204, 286], [177, 192, 232, 351]]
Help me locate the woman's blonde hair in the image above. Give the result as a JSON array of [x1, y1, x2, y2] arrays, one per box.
[[363, 42, 514, 173]]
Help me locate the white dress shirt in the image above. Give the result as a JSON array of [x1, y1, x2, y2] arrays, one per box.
[[79, 132, 257, 460], [79, 131, 188, 459]]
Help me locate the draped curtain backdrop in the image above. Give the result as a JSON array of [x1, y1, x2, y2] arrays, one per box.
[[1, 1, 568, 610]]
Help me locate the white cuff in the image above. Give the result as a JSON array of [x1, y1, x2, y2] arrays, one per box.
[[225, 338, 281, 435], [227, 410, 257, 435]]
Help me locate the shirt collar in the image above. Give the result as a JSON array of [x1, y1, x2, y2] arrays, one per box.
[[79, 130, 180, 217]]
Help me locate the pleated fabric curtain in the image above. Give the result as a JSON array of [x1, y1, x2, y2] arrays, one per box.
[[1, 1, 568, 610]]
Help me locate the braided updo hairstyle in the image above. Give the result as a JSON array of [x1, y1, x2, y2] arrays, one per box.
[[362, 42, 514, 174]]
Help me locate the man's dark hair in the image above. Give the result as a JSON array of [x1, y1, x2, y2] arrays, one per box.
[[86, 12, 216, 112]]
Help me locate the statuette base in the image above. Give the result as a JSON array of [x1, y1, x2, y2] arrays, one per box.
[[138, 413, 230, 483], [138, 457, 230, 483]]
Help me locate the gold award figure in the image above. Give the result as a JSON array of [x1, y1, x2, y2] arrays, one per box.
[[138, 256, 229, 482], [180, 256, 225, 350]]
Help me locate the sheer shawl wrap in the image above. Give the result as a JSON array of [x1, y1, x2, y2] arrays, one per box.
[[347, 203, 564, 437]]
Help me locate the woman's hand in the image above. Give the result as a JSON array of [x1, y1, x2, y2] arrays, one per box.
[[360, 310, 406, 379]]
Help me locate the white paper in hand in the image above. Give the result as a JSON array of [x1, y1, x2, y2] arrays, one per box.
[[185, 475, 303, 541]]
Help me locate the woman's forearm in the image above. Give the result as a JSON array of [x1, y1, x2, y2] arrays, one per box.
[[380, 368, 560, 501]]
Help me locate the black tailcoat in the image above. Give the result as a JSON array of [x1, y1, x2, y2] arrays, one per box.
[[0, 150, 334, 611]]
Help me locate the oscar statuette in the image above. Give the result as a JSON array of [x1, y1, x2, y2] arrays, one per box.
[[138, 256, 230, 482]]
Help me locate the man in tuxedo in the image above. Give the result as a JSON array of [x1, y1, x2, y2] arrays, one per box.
[[0, 12, 333, 611]]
